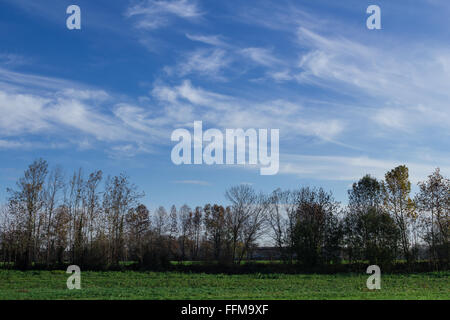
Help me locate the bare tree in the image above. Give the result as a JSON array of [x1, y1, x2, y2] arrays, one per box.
[[168, 205, 179, 259], [191, 206, 203, 260], [204, 204, 228, 261], [225, 185, 268, 264], [154, 206, 168, 238], [169, 205, 178, 238], [53, 205, 71, 264], [179, 204, 192, 261], [416, 168, 449, 265], [103, 174, 143, 265], [65, 169, 85, 264], [267, 189, 298, 263], [43, 166, 64, 266], [126, 204, 150, 264], [7, 159, 48, 268], [0, 204, 15, 266], [85, 170, 102, 249]]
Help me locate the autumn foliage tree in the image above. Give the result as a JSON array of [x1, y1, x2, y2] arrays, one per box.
[[383, 165, 416, 264]]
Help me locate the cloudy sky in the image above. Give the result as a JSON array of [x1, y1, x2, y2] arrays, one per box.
[[0, 0, 449, 209]]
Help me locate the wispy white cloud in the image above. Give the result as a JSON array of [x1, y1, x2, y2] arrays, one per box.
[[0, 139, 67, 150], [175, 38, 287, 81], [107, 143, 154, 158], [240, 47, 282, 67], [185, 33, 227, 47], [4, 68, 345, 158], [267, 69, 293, 82], [280, 154, 449, 184], [0, 53, 29, 67], [0, 90, 51, 135], [152, 80, 233, 111], [0, 139, 28, 149], [295, 27, 450, 134], [126, 0, 203, 30], [0, 67, 78, 92], [1, 0, 448, 189], [58, 89, 110, 102], [165, 48, 231, 79], [237, 2, 313, 31], [151, 80, 345, 141], [0, 69, 153, 155], [0, 89, 132, 141]]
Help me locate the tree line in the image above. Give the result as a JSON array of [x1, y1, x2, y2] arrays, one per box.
[[0, 159, 448, 270]]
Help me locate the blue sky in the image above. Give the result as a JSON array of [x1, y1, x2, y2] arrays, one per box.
[[0, 0, 449, 210]]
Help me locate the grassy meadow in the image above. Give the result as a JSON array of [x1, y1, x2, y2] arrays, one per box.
[[0, 270, 448, 300]]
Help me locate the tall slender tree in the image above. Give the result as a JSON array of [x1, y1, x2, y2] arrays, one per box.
[[383, 165, 416, 263], [416, 168, 449, 265], [7, 159, 48, 268]]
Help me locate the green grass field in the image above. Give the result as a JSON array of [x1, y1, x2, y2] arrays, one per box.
[[0, 270, 448, 300]]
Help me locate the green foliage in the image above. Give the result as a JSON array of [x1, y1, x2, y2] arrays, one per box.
[[344, 175, 400, 266], [292, 187, 342, 266]]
